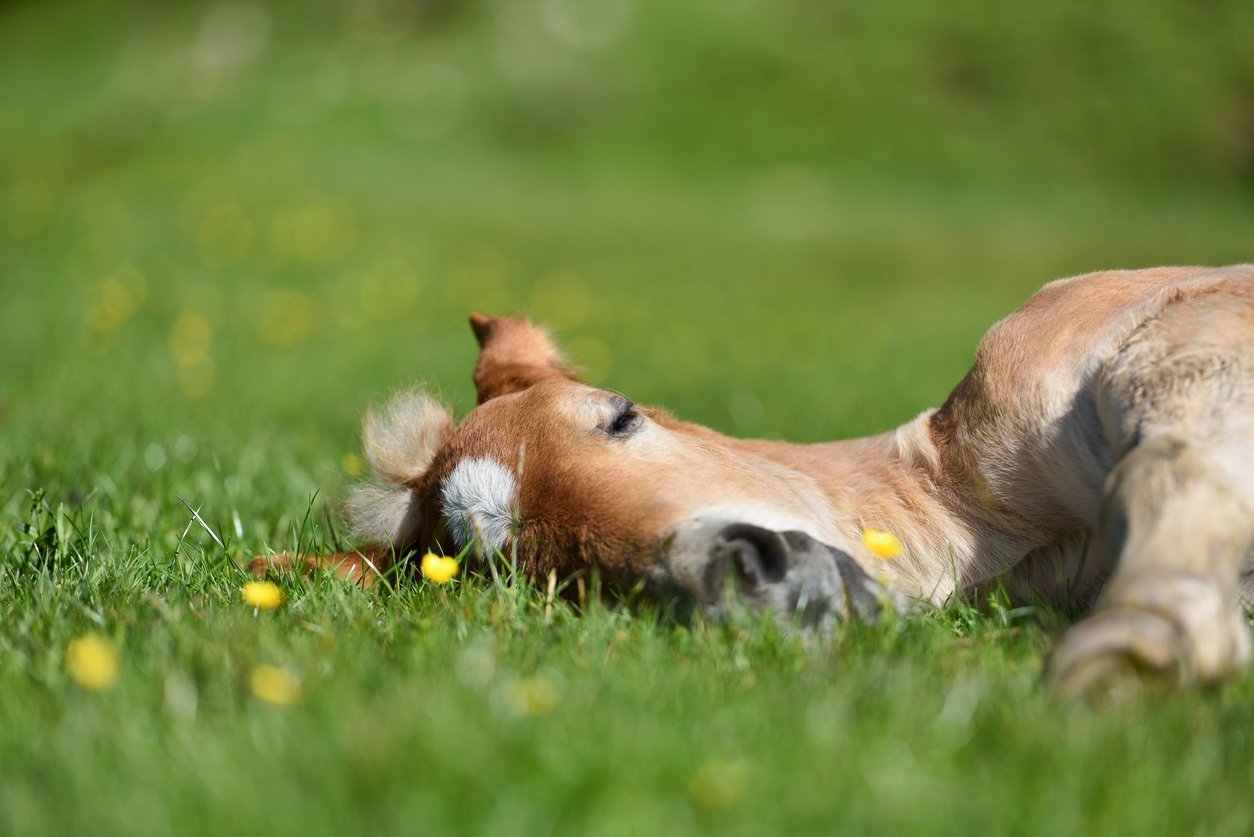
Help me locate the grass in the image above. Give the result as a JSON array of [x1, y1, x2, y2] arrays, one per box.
[[3, 0, 1254, 834]]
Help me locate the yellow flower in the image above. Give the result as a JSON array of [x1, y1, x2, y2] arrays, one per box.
[[249, 665, 302, 706], [66, 634, 120, 692], [242, 580, 283, 610], [421, 552, 459, 584], [861, 528, 903, 559]]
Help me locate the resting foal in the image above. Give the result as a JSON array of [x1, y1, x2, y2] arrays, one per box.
[[253, 265, 1254, 697]]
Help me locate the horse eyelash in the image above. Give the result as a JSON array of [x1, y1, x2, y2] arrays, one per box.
[[609, 403, 640, 436]]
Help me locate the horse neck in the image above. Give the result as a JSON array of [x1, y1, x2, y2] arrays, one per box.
[[729, 413, 1044, 601]]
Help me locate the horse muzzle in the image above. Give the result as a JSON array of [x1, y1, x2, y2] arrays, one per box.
[[653, 520, 895, 627]]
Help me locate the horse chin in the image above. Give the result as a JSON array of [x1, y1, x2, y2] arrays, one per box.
[[651, 518, 897, 627]]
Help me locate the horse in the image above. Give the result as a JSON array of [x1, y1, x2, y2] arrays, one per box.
[[252, 265, 1254, 698]]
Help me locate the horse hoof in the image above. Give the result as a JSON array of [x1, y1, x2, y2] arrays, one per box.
[[1046, 607, 1186, 702], [1047, 574, 1252, 702]]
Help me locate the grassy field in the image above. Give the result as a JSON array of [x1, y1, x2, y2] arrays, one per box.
[[2, 1, 1254, 834]]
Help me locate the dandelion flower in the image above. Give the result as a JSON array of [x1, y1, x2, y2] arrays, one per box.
[[249, 665, 301, 706], [421, 552, 459, 584], [242, 580, 283, 610], [861, 528, 903, 559], [66, 634, 120, 691]]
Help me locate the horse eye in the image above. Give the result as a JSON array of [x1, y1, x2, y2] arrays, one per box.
[[608, 403, 641, 436]]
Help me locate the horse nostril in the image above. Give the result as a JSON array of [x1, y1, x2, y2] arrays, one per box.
[[717, 523, 790, 590]]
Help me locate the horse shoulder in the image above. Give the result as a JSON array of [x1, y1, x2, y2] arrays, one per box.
[[928, 267, 1221, 535]]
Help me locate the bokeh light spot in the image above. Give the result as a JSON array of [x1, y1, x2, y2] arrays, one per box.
[[688, 759, 750, 810], [528, 270, 589, 326], [144, 443, 167, 471], [194, 1, 270, 78], [445, 250, 513, 312], [341, 452, 365, 476], [169, 313, 214, 367], [565, 335, 612, 383], [256, 288, 317, 347], [270, 200, 357, 265], [86, 267, 148, 336], [249, 665, 301, 706], [503, 675, 561, 717], [542, 0, 633, 50], [65, 634, 120, 692]]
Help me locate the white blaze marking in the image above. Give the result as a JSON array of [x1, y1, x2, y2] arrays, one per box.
[[441, 457, 519, 553]]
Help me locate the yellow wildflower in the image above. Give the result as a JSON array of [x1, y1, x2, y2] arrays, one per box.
[[861, 528, 903, 559], [249, 665, 301, 706], [242, 580, 283, 610], [66, 634, 120, 692], [421, 552, 459, 584]]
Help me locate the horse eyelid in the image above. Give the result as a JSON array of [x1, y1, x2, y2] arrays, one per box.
[[607, 401, 640, 436]]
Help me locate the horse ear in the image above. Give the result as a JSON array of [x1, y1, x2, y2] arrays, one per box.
[[346, 389, 453, 548], [469, 313, 579, 403]]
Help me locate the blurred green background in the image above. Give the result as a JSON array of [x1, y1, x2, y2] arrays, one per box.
[[4, 0, 1252, 452], [3, 3, 1254, 835]]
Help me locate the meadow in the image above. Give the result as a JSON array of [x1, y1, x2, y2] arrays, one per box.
[[2, 1, 1254, 834]]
